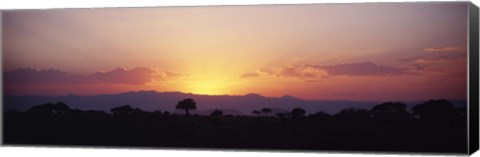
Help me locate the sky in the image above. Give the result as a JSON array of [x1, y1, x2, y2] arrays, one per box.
[[2, 2, 469, 101]]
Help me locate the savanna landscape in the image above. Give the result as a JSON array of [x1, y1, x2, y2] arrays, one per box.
[[2, 2, 470, 153]]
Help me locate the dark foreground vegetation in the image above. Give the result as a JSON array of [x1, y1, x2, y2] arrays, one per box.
[[4, 99, 467, 153]]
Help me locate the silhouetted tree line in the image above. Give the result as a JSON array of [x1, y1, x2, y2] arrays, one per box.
[[3, 98, 467, 153]]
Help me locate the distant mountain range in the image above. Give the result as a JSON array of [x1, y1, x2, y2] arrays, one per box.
[[3, 90, 466, 115]]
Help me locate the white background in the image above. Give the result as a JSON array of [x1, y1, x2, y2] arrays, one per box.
[[0, 0, 479, 157]]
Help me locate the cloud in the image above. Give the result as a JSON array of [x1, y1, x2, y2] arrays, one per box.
[[423, 46, 464, 52], [258, 69, 276, 75], [4, 69, 70, 85], [4, 67, 186, 85], [240, 72, 260, 78], [412, 64, 426, 71], [163, 71, 189, 78], [240, 66, 327, 79], [398, 55, 465, 63], [276, 66, 318, 78], [240, 62, 403, 79], [308, 62, 404, 76], [90, 67, 159, 84], [396, 54, 466, 75]]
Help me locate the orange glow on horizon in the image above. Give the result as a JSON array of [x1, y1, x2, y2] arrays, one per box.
[[179, 79, 237, 96]]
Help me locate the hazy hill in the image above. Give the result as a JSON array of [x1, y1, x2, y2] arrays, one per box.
[[3, 90, 466, 115]]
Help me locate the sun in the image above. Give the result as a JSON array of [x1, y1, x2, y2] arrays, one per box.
[[184, 79, 233, 95]]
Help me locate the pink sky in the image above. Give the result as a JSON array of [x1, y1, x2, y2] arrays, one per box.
[[2, 2, 469, 101]]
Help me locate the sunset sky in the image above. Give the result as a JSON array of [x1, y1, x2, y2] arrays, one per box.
[[2, 2, 469, 101]]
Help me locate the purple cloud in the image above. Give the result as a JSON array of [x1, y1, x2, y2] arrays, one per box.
[[4, 69, 70, 85], [423, 46, 464, 52], [240, 66, 324, 79], [308, 62, 404, 76], [276, 66, 317, 78], [89, 67, 158, 84], [240, 62, 403, 79], [4, 67, 184, 85], [412, 64, 426, 71], [398, 55, 465, 63]]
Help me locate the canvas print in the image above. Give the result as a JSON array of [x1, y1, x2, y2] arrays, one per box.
[[2, 2, 477, 154]]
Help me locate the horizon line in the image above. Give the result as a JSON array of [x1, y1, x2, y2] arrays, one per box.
[[3, 89, 467, 103]]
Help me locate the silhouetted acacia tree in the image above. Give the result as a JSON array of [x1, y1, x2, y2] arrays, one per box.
[[291, 108, 306, 119], [261, 108, 272, 117], [309, 111, 331, 120], [176, 98, 197, 116], [252, 110, 262, 117], [110, 104, 144, 116], [27, 102, 71, 115], [371, 102, 410, 121], [412, 99, 455, 121], [54, 102, 71, 113]]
